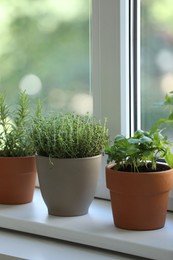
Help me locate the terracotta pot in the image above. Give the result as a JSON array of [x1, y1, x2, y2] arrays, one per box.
[[0, 156, 36, 204], [106, 163, 173, 230], [36, 154, 102, 216]]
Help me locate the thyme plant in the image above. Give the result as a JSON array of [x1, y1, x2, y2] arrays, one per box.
[[0, 92, 35, 157], [32, 105, 109, 158]]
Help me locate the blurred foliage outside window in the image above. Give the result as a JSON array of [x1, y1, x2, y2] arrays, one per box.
[[141, 0, 173, 133], [0, 0, 91, 114]]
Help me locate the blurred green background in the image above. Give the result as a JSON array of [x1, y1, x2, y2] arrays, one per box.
[[0, 0, 91, 114], [141, 0, 173, 131]]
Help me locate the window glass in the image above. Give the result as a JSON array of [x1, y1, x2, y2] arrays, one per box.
[[141, 0, 173, 133], [0, 0, 91, 114]]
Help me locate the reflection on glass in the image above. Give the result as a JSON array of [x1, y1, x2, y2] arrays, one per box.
[[0, 0, 91, 114], [141, 0, 173, 131]]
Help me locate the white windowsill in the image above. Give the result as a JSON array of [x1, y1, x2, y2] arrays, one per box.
[[0, 188, 173, 260]]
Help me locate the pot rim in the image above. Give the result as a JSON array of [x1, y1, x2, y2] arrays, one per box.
[[36, 154, 102, 161], [106, 162, 172, 175], [0, 155, 35, 159]]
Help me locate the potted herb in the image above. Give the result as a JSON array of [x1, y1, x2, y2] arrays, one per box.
[[32, 106, 109, 216], [0, 92, 36, 204], [105, 128, 173, 230]]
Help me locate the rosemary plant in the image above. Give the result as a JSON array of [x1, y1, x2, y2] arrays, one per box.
[[32, 104, 109, 158], [0, 92, 35, 157]]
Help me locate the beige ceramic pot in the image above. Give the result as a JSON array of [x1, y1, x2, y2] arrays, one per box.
[[36, 154, 102, 216], [106, 163, 173, 230], [0, 156, 36, 204]]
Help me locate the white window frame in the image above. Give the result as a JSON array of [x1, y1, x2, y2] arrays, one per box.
[[92, 0, 130, 199], [92, 0, 129, 139]]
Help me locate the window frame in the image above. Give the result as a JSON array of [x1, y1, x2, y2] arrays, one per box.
[[92, 0, 130, 199]]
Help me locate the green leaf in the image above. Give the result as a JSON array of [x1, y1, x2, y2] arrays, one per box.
[[165, 151, 173, 168], [168, 112, 173, 120], [140, 136, 152, 144], [127, 147, 139, 155], [114, 135, 126, 142], [128, 138, 139, 144]]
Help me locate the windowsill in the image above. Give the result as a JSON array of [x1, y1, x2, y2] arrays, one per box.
[[0, 188, 173, 260]]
